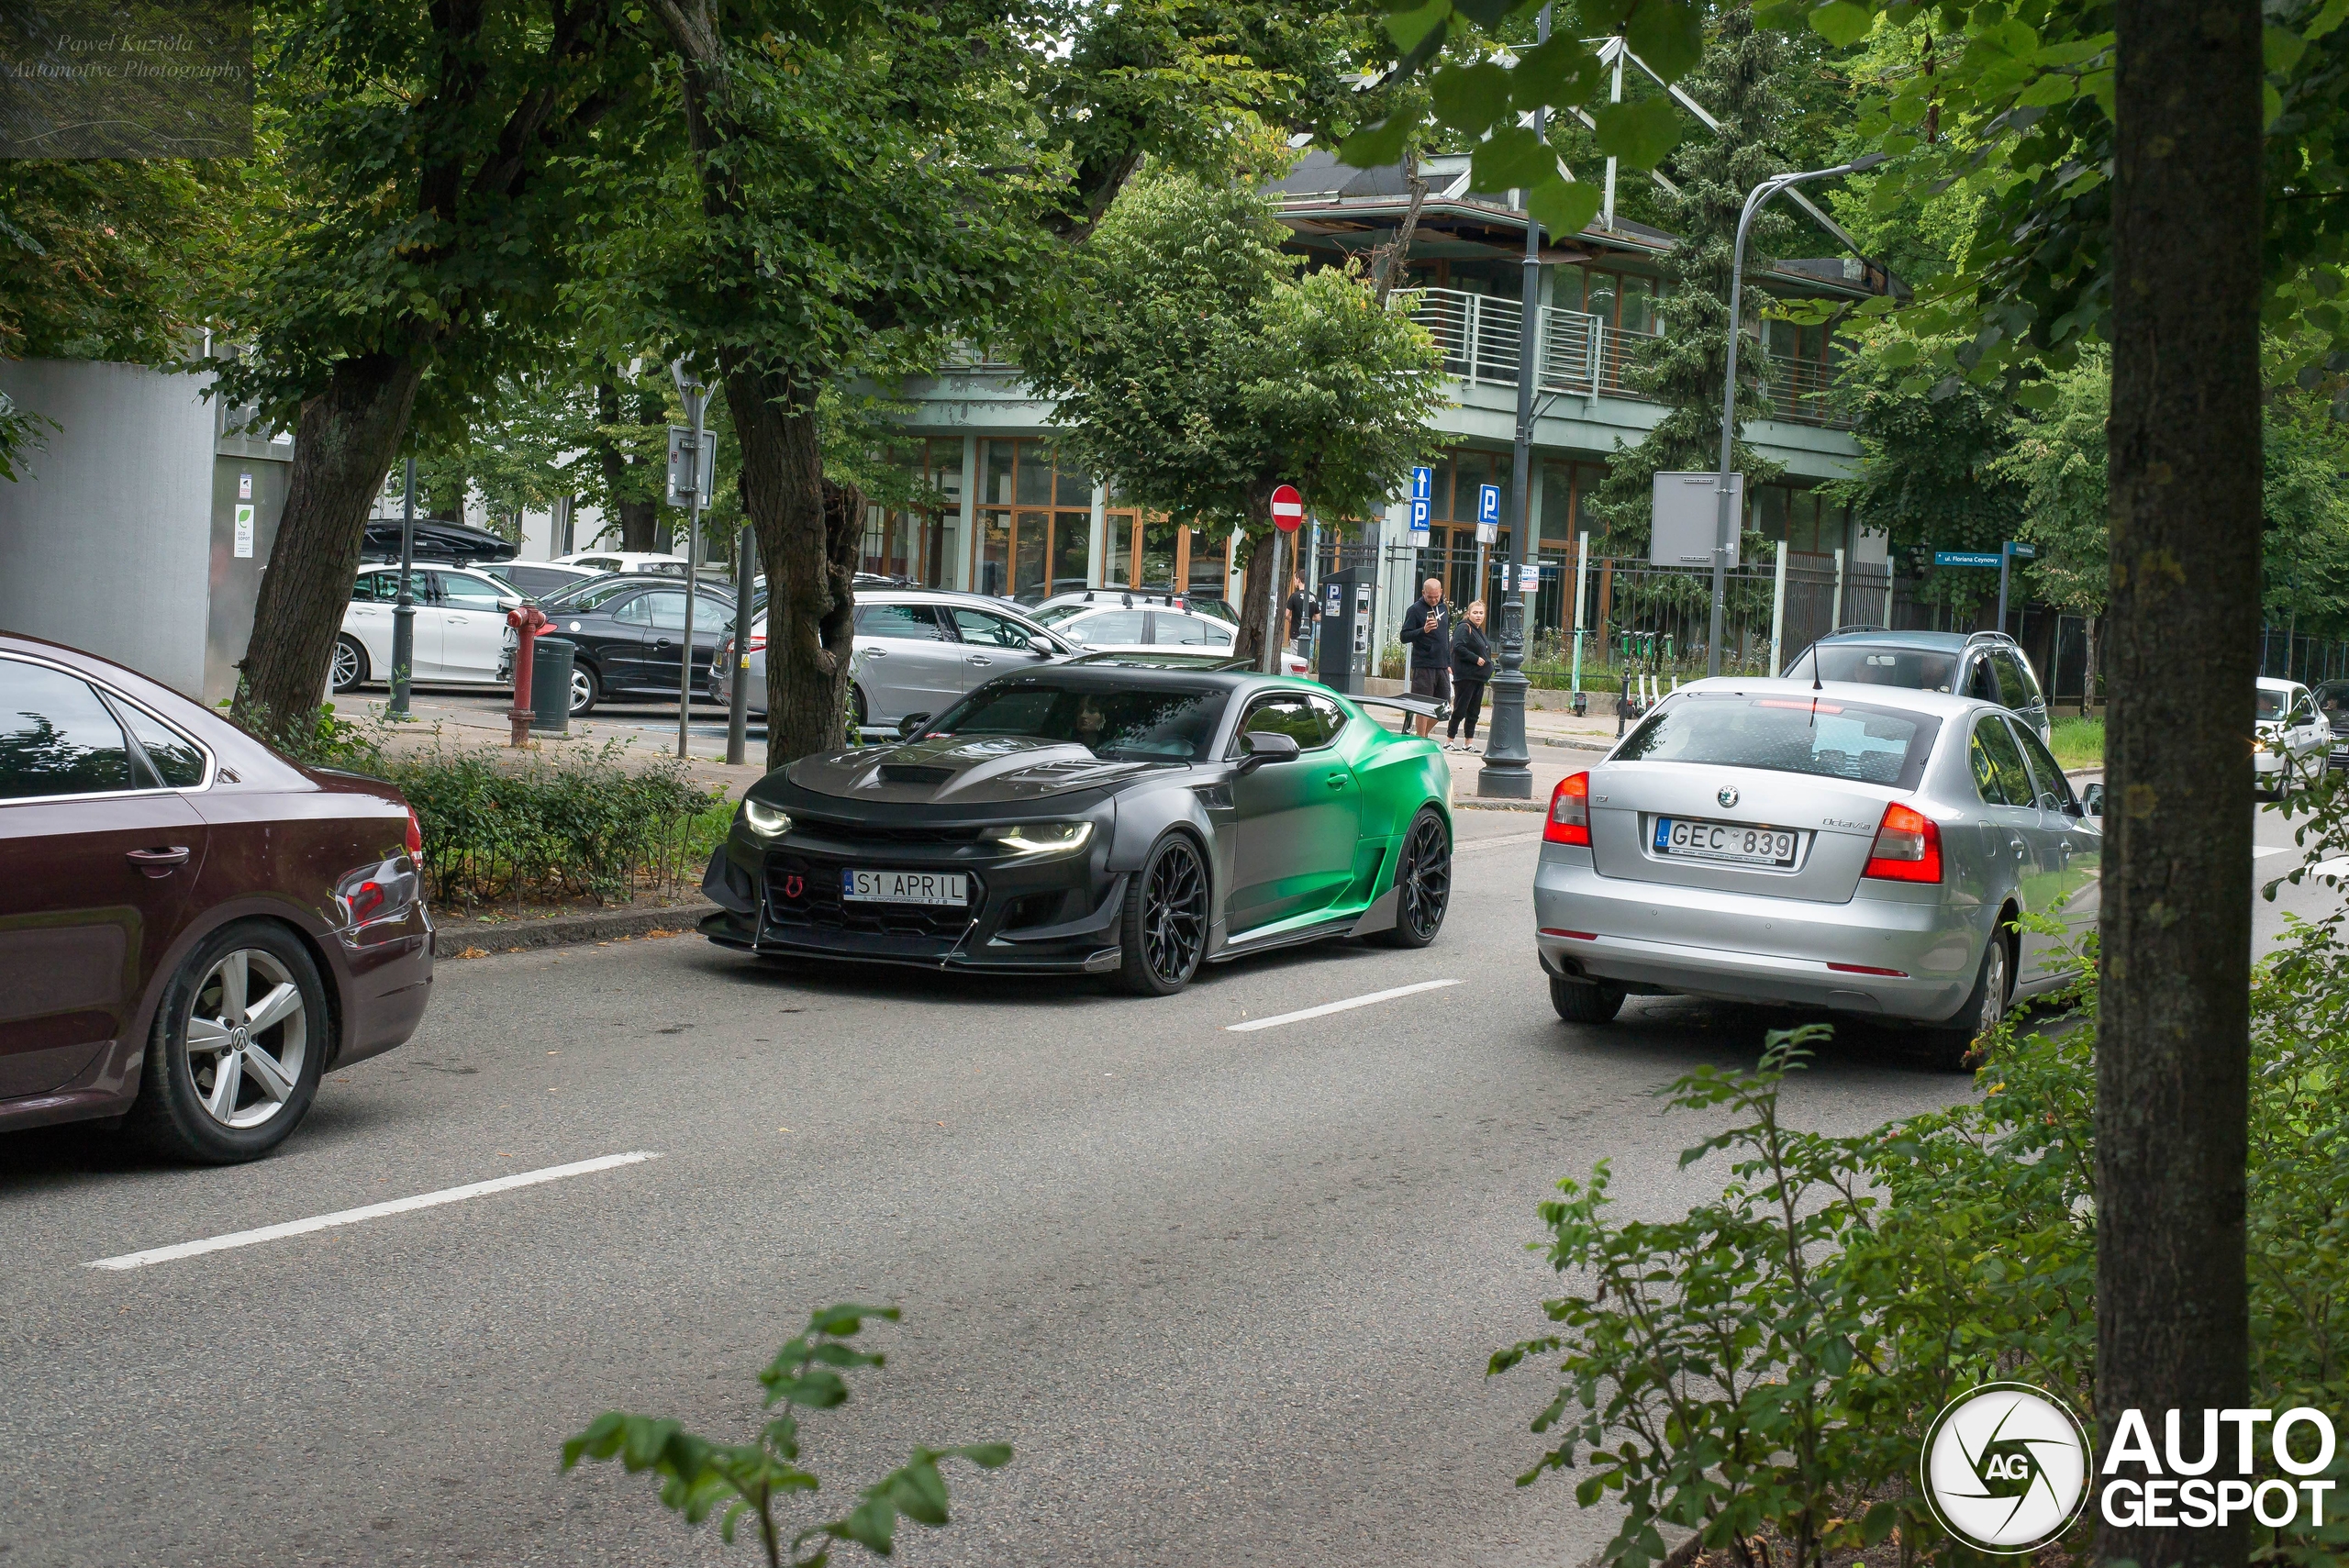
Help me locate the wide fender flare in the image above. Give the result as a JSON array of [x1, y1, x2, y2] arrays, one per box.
[[1107, 782, 1216, 873]]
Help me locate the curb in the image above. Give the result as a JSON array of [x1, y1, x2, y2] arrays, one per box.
[[1454, 799, 1547, 813], [435, 902, 718, 959]]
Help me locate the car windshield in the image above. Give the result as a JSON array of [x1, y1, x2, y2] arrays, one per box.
[[1615, 693, 1943, 789], [921, 681, 1224, 762], [1786, 643, 1960, 693], [2318, 683, 2349, 718], [540, 577, 638, 610], [1032, 604, 1088, 626], [2257, 689, 2288, 721]]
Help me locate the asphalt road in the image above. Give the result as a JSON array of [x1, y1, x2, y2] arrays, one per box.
[[3, 803, 2338, 1568]]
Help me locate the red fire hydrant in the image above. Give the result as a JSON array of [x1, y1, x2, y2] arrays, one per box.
[[507, 603, 551, 747]]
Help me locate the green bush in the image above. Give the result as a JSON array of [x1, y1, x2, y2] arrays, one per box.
[[565, 1304, 1010, 1567], [272, 706, 728, 906], [1497, 780, 2349, 1567]]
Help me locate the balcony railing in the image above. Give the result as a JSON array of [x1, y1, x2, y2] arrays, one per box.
[[1407, 287, 1854, 430]]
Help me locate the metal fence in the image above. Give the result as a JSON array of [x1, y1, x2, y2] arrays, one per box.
[[2262, 628, 2349, 686], [1407, 288, 1854, 429]]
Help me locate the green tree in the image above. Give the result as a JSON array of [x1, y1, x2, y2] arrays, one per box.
[[1021, 167, 1449, 662], [1586, 6, 1795, 553], [2260, 396, 2349, 649], [218, 0, 645, 737], [1998, 350, 2109, 708]]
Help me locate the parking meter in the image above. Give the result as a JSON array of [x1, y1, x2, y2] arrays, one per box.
[[1316, 566, 1373, 694]]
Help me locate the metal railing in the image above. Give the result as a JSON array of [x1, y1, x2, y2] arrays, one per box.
[[1405, 287, 1854, 429]]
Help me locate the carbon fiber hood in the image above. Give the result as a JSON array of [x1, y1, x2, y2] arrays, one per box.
[[785, 736, 1164, 804]]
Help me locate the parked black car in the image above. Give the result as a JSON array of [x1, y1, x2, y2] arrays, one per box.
[[359, 517, 517, 566], [506, 577, 735, 715]]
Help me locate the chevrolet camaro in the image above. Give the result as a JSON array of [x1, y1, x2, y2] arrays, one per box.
[[697, 660, 1453, 994]]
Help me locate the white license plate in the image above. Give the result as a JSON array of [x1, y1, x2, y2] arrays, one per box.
[[841, 868, 969, 906], [1653, 817, 1798, 867]]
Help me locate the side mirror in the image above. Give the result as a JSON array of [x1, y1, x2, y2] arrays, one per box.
[[496, 595, 524, 612], [1237, 729, 1301, 773], [1027, 637, 1056, 657], [2083, 782, 2104, 817], [897, 712, 930, 740]]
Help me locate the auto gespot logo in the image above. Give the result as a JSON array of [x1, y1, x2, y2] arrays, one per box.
[[1920, 1384, 2342, 1552]]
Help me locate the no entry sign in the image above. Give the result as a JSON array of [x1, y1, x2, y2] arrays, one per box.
[[1270, 484, 1304, 533]]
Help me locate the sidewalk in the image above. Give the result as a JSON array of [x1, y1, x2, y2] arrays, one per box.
[[345, 691, 769, 797]]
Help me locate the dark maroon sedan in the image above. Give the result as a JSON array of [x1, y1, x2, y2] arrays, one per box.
[[0, 632, 433, 1162]]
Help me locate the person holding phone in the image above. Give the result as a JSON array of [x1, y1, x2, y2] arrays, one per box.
[[1399, 577, 1451, 738]]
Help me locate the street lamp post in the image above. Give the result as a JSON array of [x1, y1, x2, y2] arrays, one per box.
[[1475, 2, 1551, 801], [389, 457, 417, 719], [1707, 153, 1885, 676], [728, 520, 753, 766], [672, 359, 707, 762]]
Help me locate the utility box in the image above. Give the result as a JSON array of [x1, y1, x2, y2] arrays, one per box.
[[1650, 471, 1743, 569], [1315, 566, 1373, 695]]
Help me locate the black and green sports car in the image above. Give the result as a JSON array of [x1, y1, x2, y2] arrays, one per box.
[[697, 659, 1454, 994]]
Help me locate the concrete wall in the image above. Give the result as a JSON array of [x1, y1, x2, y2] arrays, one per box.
[[0, 359, 220, 700]]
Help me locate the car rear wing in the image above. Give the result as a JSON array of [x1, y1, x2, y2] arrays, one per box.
[[1352, 692, 1451, 723]]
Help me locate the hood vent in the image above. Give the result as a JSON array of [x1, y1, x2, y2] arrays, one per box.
[[877, 763, 953, 785]]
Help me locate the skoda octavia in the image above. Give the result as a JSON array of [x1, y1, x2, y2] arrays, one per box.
[[698, 662, 1453, 994], [1534, 679, 2100, 1066]]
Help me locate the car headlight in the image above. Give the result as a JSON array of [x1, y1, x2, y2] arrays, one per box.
[[740, 799, 793, 837], [985, 821, 1094, 856]]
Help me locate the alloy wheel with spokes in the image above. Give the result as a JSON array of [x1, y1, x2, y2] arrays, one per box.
[[128, 920, 328, 1162], [1373, 807, 1453, 949], [1117, 835, 1208, 995], [186, 949, 309, 1129], [331, 637, 366, 692]]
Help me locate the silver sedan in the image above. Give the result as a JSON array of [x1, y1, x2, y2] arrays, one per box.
[[1532, 679, 2101, 1067]]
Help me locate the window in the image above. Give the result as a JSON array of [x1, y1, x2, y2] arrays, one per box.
[[640, 591, 697, 632], [1788, 644, 1958, 694], [855, 603, 946, 640], [1067, 610, 1148, 645], [576, 556, 621, 571], [2011, 720, 2079, 815], [924, 679, 1223, 761], [1308, 695, 1349, 747], [117, 702, 207, 787], [1615, 693, 1941, 789], [1989, 651, 2032, 709], [560, 579, 649, 613], [1970, 715, 2035, 806], [2257, 687, 2288, 721], [1234, 693, 1326, 753], [947, 607, 1036, 649], [351, 570, 403, 604], [434, 572, 507, 611], [2292, 695, 2318, 727], [1152, 613, 1228, 648], [611, 594, 653, 627], [0, 661, 139, 799]]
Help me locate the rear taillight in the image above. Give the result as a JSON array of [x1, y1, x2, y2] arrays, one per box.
[[404, 806, 424, 859], [1863, 801, 1941, 883], [746, 635, 767, 653], [1544, 772, 1591, 846]]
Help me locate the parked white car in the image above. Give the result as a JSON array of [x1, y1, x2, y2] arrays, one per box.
[[552, 550, 692, 577], [1037, 599, 1307, 673], [2255, 676, 2332, 797], [334, 564, 522, 691]]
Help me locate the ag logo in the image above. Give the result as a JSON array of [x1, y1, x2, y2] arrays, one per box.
[[1920, 1383, 2092, 1553]]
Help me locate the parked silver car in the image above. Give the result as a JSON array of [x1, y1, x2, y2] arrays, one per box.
[[710, 588, 1077, 733], [1785, 628, 2052, 743], [1533, 678, 2101, 1067], [2255, 676, 2333, 796]]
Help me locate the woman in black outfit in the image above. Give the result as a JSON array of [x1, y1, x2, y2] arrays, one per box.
[[1448, 600, 1492, 750]]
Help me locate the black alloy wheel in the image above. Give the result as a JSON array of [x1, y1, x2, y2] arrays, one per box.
[[1116, 833, 1209, 995], [1371, 807, 1452, 949]]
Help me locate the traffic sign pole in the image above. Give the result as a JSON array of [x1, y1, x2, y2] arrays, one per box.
[[1267, 484, 1304, 675], [1997, 541, 2011, 636]]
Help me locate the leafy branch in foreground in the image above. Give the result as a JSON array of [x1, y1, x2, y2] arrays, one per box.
[[562, 1304, 1011, 1567]]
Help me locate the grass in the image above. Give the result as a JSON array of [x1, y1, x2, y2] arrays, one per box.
[[2050, 714, 2104, 771]]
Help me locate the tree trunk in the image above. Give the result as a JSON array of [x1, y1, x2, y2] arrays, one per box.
[[233, 354, 424, 740], [594, 377, 667, 551], [1370, 150, 1430, 306], [2083, 612, 2099, 716], [1231, 528, 1275, 668], [2097, 1, 2261, 1564], [731, 368, 858, 771]]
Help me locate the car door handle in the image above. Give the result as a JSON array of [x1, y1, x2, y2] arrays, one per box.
[[654, 639, 674, 649], [1324, 772, 1348, 790], [966, 655, 992, 667], [864, 647, 888, 657], [127, 846, 189, 878]]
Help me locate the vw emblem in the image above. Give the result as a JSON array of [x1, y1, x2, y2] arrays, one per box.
[[228, 1025, 250, 1050], [1717, 785, 1740, 809]]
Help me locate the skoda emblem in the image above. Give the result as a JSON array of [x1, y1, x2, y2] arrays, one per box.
[[1717, 785, 1740, 809]]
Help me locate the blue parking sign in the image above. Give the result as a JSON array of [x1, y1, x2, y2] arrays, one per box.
[[1477, 484, 1499, 526], [1408, 496, 1431, 539]]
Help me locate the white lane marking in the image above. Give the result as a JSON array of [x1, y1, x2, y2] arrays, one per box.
[[87, 1151, 662, 1272], [2255, 846, 2296, 859], [2309, 856, 2349, 883], [1227, 979, 1461, 1033]]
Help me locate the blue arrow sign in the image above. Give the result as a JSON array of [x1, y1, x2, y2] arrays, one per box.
[[1934, 550, 2003, 568], [1477, 484, 1500, 526], [1410, 466, 1433, 502]]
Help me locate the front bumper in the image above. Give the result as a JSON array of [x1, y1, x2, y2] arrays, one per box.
[[698, 819, 1126, 974], [1531, 845, 1979, 1023]]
